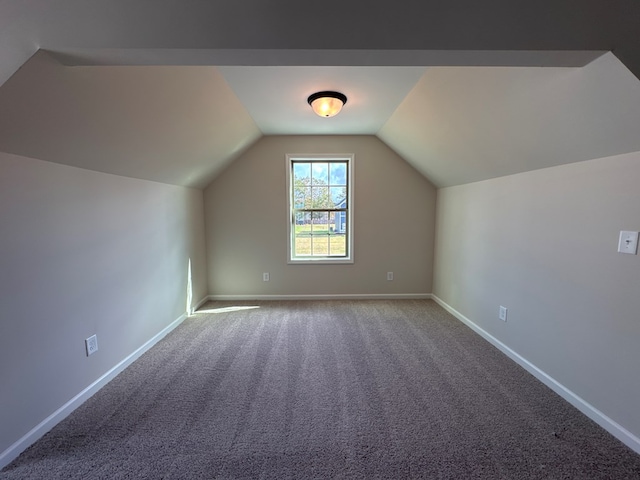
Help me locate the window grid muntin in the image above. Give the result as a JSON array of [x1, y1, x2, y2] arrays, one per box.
[[290, 158, 350, 260]]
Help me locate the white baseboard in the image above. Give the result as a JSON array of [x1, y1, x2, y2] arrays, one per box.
[[0, 297, 207, 470], [206, 293, 433, 302], [431, 295, 640, 455], [190, 295, 210, 314]]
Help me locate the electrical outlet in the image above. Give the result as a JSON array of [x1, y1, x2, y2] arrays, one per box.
[[387, 272, 394, 281], [263, 272, 270, 282], [85, 335, 98, 356], [499, 306, 508, 322]]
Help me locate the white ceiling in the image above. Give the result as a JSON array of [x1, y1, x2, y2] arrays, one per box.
[[217, 66, 427, 135], [1, 1, 640, 189]]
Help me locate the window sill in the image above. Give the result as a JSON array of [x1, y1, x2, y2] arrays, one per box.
[[288, 257, 354, 265]]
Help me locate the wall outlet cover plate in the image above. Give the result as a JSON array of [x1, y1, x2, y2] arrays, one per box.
[[85, 335, 98, 356]]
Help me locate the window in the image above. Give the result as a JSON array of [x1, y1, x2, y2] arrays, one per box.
[[286, 154, 353, 263]]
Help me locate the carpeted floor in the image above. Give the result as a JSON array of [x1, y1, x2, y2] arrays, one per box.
[[2, 299, 639, 479]]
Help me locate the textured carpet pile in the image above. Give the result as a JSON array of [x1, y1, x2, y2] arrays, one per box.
[[2, 299, 639, 479]]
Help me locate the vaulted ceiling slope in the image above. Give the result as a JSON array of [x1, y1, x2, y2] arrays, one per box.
[[1, 1, 640, 188], [378, 53, 640, 187], [0, 52, 261, 188]]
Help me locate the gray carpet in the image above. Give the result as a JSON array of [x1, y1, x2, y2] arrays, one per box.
[[2, 299, 639, 479]]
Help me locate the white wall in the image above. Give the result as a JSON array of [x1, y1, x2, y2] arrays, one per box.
[[204, 135, 436, 297], [0, 152, 208, 460], [433, 151, 640, 447]]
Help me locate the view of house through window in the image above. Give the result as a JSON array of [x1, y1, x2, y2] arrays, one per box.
[[287, 154, 353, 263]]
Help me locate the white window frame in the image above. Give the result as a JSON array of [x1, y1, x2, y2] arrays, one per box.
[[286, 154, 354, 264]]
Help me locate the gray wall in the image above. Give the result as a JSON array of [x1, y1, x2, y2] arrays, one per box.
[[433, 151, 640, 441], [0, 152, 208, 456], [204, 135, 436, 297]]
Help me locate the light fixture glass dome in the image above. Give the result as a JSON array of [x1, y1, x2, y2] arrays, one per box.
[[307, 91, 347, 118]]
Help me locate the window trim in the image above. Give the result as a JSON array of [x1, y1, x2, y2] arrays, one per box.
[[286, 154, 354, 264]]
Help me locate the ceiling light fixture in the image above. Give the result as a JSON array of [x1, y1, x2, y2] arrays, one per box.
[[307, 91, 347, 118]]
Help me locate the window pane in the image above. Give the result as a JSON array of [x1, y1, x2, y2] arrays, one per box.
[[311, 163, 328, 185], [311, 186, 330, 208], [330, 186, 347, 207], [294, 235, 311, 256], [329, 234, 346, 256], [294, 186, 311, 209], [312, 212, 329, 233], [328, 211, 347, 256], [312, 236, 329, 256], [329, 162, 347, 186], [329, 210, 347, 234], [293, 163, 310, 182], [295, 212, 311, 230]]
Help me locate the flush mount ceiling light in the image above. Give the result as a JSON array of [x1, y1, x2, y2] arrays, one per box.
[[307, 91, 347, 118]]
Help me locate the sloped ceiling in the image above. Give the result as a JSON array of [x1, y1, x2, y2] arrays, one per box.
[[378, 53, 640, 187], [0, 52, 261, 188], [1, 1, 640, 189]]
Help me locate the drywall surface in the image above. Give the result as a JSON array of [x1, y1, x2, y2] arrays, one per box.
[[433, 151, 640, 440], [204, 135, 436, 297], [0, 51, 261, 189], [379, 53, 640, 187], [0, 152, 207, 457]]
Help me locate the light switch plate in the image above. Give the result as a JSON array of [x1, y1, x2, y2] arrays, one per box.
[[617, 231, 639, 255]]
